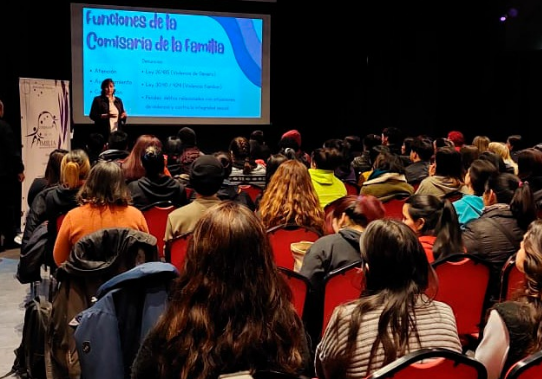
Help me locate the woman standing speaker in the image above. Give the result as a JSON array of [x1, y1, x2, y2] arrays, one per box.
[[89, 78, 127, 141]]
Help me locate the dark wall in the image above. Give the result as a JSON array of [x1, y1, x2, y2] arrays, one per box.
[[2, 0, 542, 156]]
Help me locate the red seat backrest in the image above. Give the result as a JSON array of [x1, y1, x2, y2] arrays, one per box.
[[278, 267, 311, 318], [266, 224, 322, 270], [365, 348, 487, 379], [321, 261, 364, 336], [500, 253, 526, 302], [165, 232, 192, 272], [432, 254, 490, 343], [382, 197, 408, 220], [142, 202, 178, 259], [238, 184, 264, 203], [504, 350, 542, 379]]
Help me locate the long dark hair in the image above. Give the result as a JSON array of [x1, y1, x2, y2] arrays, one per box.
[[328, 219, 435, 375], [405, 194, 464, 260], [151, 201, 306, 379]]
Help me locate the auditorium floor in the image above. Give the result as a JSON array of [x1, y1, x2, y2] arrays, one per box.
[[0, 248, 29, 377]]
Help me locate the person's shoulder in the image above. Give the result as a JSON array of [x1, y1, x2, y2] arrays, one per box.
[[127, 204, 145, 215]]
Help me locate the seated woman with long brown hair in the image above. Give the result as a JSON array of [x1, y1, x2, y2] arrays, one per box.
[[316, 219, 462, 379], [131, 201, 312, 379]]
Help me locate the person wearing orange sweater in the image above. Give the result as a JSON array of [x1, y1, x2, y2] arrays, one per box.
[[53, 160, 149, 267]]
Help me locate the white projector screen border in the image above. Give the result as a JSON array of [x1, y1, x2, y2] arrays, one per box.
[[70, 3, 271, 125]]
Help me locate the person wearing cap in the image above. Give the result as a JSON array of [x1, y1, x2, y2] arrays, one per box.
[[164, 155, 224, 242], [278, 129, 311, 168]]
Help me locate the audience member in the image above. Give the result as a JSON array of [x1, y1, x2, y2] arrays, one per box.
[[453, 159, 499, 229], [127, 145, 188, 209], [447, 130, 465, 151], [402, 194, 464, 263], [381, 127, 404, 156], [309, 147, 347, 209], [357, 144, 390, 186], [472, 135, 491, 153], [176, 127, 204, 176], [360, 150, 414, 201], [131, 201, 312, 379], [405, 137, 433, 186], [459, 144, 480, 177], [351, 133, 382, 178], [279, 129, 311, 168], [432, 137, 454, 157], [479, 150, 508, 173], [416, 146, 468, 199], [506, 134, 526, 163], [258, 159, 325, 234], [323, 138, 357, 185], [488, 141, 518, 175], [228, 135, 266, 188], [315, 218, 462, 379], [98, 130, 130, 163], [475, 219, 542, 379], [163, 135, 183, 177], [53, 160, 149, 266], [301, 194, 385, 288], [254, 153, 289, 210], [213, 150, 255, 211], [26, 148, 68, 207], [463, 173, 537, 305], [517, 148, 542, 194], [249, 129, 271, 165], [164, 155, 224, 241], [22, 149, 91, 267], [120, 134, 165, 183], [300, 195, 385, 344]]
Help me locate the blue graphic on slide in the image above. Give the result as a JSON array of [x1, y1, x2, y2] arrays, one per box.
[[210, 17, 262, 87]]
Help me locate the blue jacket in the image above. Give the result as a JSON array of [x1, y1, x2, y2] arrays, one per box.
[[453, 194, 484, 230], [73, 261, 179, 379]]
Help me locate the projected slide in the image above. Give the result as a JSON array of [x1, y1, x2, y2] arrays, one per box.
[[71, 4, 270, 125]]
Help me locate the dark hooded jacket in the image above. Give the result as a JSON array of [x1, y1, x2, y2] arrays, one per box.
[[127, 176, 188, 210], [47, 228, 158, 379], [22, 185, 80, 268], [300, 228, 363, 292]]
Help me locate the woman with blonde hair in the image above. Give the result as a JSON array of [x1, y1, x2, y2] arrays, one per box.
[[488, 141, 518, 175], [22, 149, 91, 269], [258, 159, 325, 235]]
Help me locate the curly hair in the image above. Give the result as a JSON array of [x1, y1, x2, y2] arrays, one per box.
[[258, 159, 325, 234], [148, 201, 307, 379]]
